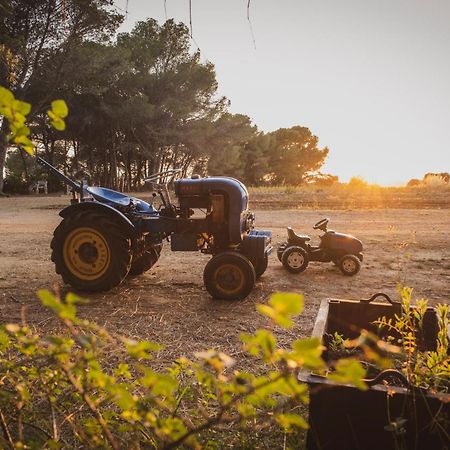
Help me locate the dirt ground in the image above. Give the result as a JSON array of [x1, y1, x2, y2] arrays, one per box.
[[0, 195, 449, 369]]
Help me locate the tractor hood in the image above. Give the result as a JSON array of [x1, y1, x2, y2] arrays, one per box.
[[175, 177, 249, 211]]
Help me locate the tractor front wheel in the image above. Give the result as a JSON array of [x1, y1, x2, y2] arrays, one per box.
[[204, 252, 256, 300], [51, 211, 132, 291]]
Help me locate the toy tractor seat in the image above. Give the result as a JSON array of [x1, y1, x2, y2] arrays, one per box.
[[287, 227, 311, 243]]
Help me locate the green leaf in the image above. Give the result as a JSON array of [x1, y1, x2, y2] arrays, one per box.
[[270, 292, 304, 315], [50, 117, 66, 131], [290, 337, 325, 370], [0, 330, 11, 350], [0, 86, 14, 106], [237, 402, 256, 418], [328, 359, 368, 390], [124, 339, 162, 359], [37, 290, 76, 320], [276, 413, 308, 431], [139, 369, 178, 398], [115, 363, 132, 379], [51, 99, 68, 118], [241, 329, 277, 361], [257, 292, 303, 329], [13, 99, 31, 115], [65, 292, 88, 305]]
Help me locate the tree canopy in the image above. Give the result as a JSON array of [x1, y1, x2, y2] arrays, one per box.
[[1, 2, 331, 193]]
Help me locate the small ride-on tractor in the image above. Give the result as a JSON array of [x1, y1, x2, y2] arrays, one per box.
[[277, 218, 363, 276], [36, 157, 272, 300]]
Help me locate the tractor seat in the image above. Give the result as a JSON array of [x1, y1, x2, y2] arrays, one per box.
[[287, 227, 310, 242]]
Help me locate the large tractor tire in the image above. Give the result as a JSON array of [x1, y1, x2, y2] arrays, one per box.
[[203, 252, 256, 300], [51, 211, 132, 291], [128, 243, 162, 277]]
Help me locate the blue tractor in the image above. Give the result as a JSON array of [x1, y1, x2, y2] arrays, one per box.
[[37, 158, 272, 300]]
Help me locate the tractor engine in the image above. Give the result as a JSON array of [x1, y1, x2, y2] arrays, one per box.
[[174, 177, 254, 246]]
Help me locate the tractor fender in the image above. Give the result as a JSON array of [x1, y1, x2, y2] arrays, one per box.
[[59, 201, 137, 238]]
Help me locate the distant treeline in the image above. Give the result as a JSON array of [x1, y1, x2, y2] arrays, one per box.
[[1, 1, 330, 193], [407, 173, 450, 187]]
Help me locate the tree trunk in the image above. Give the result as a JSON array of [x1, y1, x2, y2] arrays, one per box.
[[0, 119, 9, 193]]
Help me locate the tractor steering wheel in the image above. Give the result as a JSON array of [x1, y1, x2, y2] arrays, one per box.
[[313, 218, 329, 232], [144, 169, 182, 185]]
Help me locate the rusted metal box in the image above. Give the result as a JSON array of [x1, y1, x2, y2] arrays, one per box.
[[299, 294, 450, 450]]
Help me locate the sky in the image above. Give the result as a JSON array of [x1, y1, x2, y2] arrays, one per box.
[[115, 0, 450, 185]]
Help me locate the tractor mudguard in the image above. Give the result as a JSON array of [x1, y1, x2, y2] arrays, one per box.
[[59, 202, 137, 239]]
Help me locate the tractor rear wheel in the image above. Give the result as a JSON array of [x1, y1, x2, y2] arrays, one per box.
[[128, 246, 161, 276], [204, 252, 256, 300], [51, 211, 132, 291]]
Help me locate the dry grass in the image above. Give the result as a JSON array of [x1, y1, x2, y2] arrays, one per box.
[[249, 184, 450, 209]]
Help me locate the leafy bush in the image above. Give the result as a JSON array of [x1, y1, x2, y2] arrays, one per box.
[[0, 290, 366, 449], [374, 287, 449, 392], [3, 174, 30, 194]]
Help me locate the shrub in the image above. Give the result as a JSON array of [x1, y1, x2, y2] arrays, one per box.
[[3, 174, 30, 194], [347, 176, 368, 188], [407, 178, 421, 187], [0, 290, 367, 449]]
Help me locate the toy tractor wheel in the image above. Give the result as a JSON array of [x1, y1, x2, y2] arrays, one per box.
[[281, 246, 309, 274], [254, 255, 269, 279], [204, 252, 256, 300], [338, 254, 361, 276], [51, 211, 132, 291]]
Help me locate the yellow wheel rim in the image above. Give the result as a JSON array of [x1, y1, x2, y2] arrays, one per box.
[[63, 227, 111, 281], [213, 263, 245, 296]]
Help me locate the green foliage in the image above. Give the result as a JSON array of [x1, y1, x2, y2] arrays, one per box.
[[1, 5, 332, 193], [0, 85, 33, 154], [257, 292, 304, 328], [0, 290, 367, 448], [328, 359, 368, 391], [0, 0, 123, 191], [0, 86, 68, 155], [374, 287, 450, 392], [265, 126, 329, 185], [47, 100, 69, 131]]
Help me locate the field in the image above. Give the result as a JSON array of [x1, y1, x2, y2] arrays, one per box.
[[1, 191, 449, 373]]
